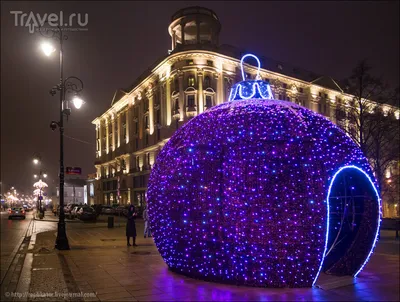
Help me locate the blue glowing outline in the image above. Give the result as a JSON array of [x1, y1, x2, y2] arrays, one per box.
[[228, 54, 275, 101], [228, 82, 274, 101], [240, 54, 261, 81], [312, 165, 381, 286]]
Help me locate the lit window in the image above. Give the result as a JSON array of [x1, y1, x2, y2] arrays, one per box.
[[188, 76, 195, 87]]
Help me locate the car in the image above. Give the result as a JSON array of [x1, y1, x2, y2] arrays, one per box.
[[8, 207, 26, 219], [77, 206, 97, 221], [64, 204, 78, 216], [114, 206, 128, 216], [101, 206, 115, 215], [91, 204, 102, 217], [69, 206, 83, 219], [23, 205, 33, 212]]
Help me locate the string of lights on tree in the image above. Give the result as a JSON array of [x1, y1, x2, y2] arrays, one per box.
[[148, 54, 381, 288]]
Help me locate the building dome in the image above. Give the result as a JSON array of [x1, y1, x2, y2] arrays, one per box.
[[148, 55, 381, 288], [168, 6, 221, 51]]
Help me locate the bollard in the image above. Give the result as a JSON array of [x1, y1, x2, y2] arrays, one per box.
[[108, 216, 114, 228]]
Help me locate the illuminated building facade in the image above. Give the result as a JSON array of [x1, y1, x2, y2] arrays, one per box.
[[92, 7, 399, 215]]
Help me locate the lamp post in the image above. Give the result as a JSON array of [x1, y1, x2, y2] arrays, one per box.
[[39, 25, 84, 250]]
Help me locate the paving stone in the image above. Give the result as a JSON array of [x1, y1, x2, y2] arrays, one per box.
[[127, 288, 163, 297], [25, 222, 399, 302], [135, 293, 175, 301], [96, 290, 132, 301], [95, 286, 128, 295]]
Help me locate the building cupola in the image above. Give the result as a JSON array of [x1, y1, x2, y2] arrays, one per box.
[[168, 6, 221, 52]]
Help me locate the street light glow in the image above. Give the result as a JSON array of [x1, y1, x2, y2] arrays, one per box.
[[43, 173, 48, 178], [72, 96, 84, 109], [33, 159, 39, 164], [34, 174, 38, 178], [41, 42, 56, 56]]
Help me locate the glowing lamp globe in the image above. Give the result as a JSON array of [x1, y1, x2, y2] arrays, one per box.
[[148, 54, 381, 288]]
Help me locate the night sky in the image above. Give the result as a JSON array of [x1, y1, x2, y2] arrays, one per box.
[[1, 1, 399, 194]]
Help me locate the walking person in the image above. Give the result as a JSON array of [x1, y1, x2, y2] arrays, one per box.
[[126, 204, 137, 246], [143, 205, 152, 238]]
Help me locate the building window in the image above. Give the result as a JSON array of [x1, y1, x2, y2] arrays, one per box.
[[318, 103, 322, 113], [136, 156, 140, 170], [146, 152, 150, 167], [187, 95, 195, 108], [324, 93, 328, 98], [299, 87, 304, 93], [205, 95, 212, 109], [176, 119, 179, 130], [144, 100, 149, 112], [278, 94, 282, 100], [135, 121, 138, 134], [188, 75, 195, 87], [174, 98, 179, 114], [204, 76, 211, 88], [207, 60, 213, 67], [287, 97, 291, 102], [144, 115, 149, 129], [145, 134, 149, 146], [135, 138, 138, 150], [174, 79, 179, 92], [186, 59, 194, 66], [318, 92, 322, 97], [122, 121, 126, 141], [283, 83, 287, 89]]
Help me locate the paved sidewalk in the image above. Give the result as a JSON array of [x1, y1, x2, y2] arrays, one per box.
[[19, 221, 399, 302], [34, 211, 127, 225]]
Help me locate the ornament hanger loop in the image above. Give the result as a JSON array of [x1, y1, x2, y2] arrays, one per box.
[[241, 54, 261, 81]]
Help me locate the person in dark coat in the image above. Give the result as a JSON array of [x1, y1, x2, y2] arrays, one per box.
[[126, 204, 137, 246]]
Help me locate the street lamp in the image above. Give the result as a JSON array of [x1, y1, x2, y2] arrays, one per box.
[[40, 41, 56, 57], [39, 25, 85, 250], [72, 96, 84, 109]]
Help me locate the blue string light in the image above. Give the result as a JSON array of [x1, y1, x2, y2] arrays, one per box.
[[148, 54, 381, 288]]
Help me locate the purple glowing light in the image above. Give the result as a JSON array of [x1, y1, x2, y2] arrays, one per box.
[[148, 98, 379, 288]]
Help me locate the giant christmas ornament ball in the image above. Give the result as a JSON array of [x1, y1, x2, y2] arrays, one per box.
[[148, 55, 380, 288]]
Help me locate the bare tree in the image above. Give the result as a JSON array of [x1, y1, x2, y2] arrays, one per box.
[[336, 60, 400, 216]]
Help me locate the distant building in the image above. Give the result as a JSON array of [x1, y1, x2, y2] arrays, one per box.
[[92, 6, 400, 215], [56, 178, 86, 205]]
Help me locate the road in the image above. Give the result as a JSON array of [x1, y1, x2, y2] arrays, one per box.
[[0, 210, 58, 284], [0, 211, 32, 283]]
